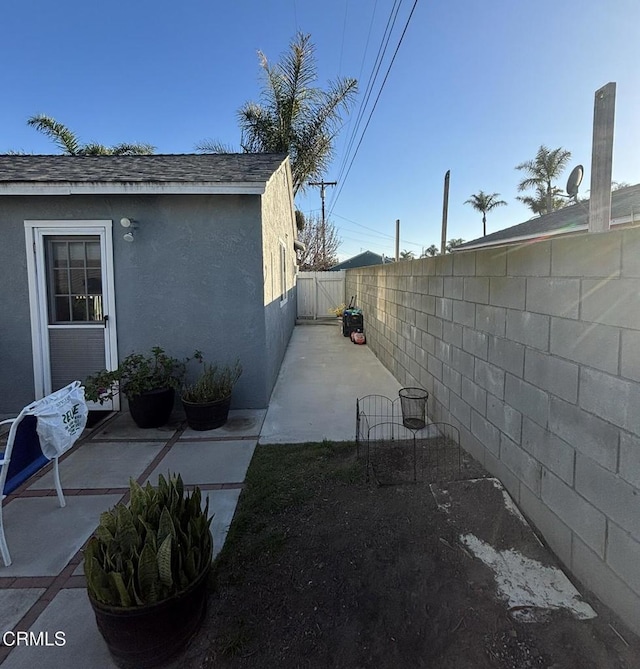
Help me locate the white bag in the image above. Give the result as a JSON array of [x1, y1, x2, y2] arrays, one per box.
[[25, 381, 89, 459]]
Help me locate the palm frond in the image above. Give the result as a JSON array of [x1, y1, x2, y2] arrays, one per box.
[[109, 143, 155, 155], [27, 114, 81, 155], [195, 139, 237, 154], [517, 176, 544, 192], [27, 114, 154, 156], [206, 33, 358, 197], [79, 143, 111, 155]]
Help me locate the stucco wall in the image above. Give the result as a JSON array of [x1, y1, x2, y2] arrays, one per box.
[[0, 200, 35, 412], [261, 161, 297, 397], [0, 193, 272, 412], [347, 226, 640, 636]]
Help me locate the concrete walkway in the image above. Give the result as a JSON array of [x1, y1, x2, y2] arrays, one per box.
[[261, 320, 401, 443], [0, 322, 402, 667]]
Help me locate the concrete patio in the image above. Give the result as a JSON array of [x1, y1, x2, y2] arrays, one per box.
[[0, 321, 401, 667]]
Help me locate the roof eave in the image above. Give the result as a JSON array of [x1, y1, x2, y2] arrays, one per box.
[[0, 181, 267, 196], [451, 225, 587, 252], [454, 214, 639, 253]]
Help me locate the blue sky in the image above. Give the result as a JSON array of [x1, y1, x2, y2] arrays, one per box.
[[2, 0, 639, 259]]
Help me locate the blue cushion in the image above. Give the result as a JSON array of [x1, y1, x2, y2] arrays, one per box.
[[3, 416, 50, 495]]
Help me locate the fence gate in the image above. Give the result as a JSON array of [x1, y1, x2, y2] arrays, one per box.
[[296, 271, 346, 319]]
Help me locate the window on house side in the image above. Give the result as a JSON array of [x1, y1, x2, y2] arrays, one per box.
[[280, 241, 288, 304]]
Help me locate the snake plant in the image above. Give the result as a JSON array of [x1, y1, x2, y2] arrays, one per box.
[[84, 473, 213, 607]]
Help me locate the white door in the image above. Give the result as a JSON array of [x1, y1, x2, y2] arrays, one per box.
[[25, 220, 119, 410]]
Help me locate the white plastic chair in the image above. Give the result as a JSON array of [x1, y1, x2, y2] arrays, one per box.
[[0, 381, 88, 566]]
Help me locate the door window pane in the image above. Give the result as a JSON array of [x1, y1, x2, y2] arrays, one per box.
[[69, 269, 86, 293], [52, 244, 68, 268], [47, 237, 103, 323], [71, 297, 88, 321], [69, 242, 85, 267], [86, 242, 101, 267], [55, 296, 71, 322], [86, 269, 102, 294], [53, 269, 69, 293]]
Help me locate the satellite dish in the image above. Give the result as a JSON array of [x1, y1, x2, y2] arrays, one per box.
[[566, 165, 584, 199]]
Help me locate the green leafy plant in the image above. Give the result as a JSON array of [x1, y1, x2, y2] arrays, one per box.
[[84, 346, 185, 403], [181, 352, 242, 404], [84, 473, 213, 607]]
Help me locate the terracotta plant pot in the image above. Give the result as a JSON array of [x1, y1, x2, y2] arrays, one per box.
[[128, 388, 175, 428], [182, 395, 231, 431], [89, 564, 210, 669]]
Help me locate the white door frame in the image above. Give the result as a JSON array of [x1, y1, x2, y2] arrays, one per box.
[[24, 220, 119, 409]]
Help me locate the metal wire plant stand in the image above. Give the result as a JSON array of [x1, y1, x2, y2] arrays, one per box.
[[356, 395, 462, 486]]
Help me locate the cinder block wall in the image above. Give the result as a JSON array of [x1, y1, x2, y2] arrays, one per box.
[[346, 226, 640, 635]]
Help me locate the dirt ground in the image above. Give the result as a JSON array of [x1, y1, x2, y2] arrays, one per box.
[[182, 441, 640, 669]]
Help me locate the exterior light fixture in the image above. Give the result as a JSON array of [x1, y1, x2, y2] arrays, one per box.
[[120, 217, 138, 242]]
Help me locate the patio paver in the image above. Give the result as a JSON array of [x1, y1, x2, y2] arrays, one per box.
[[145, 440, 256, 486], [88, 411, 183, 440], [27, 441, 164, 490], [0, 495, 122, 578], [1, 589, 115, 669], [0, 590, 45, 633], [204, 489, 243, 558]]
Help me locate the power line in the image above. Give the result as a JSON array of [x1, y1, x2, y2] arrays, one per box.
[[334, 0, 380, 169], [333, 213, 427, 248], [332, 0, 404, 200], [330, 0, 420, 214], [333, 212, 397, 238]]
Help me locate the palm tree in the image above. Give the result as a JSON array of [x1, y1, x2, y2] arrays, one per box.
[[446, 239, 465, 253], [517, 186, 566, 216], [422, 244, 439, 257], [27, 114, 155, 155], [515, 145, 571, 215], [464, 191, 507, 236], [399, 250, 415, 261], [197, 32, 357, 196]]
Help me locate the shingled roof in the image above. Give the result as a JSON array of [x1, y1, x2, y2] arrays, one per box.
[[0, 153, 288, 194], [329, 250, 393, 271], [456, 183, 640, 251]]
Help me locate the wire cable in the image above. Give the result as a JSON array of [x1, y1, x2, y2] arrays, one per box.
[[330, 0, 420, 214], [332, 0, 404, 202]]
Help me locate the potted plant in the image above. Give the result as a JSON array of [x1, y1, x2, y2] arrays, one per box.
[[84, 473, 213, 669], [181, 352, 242, 431], [84, 347, 184, 428]]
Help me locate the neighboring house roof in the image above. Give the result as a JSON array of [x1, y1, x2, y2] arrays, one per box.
[[329, 250, 393, 271], [456, 183, 640, 251], [0, 153, 288, 195]]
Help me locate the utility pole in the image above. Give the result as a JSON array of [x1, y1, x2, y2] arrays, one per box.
[[441, 170, 450, 255], [308, 180, 336, 268], [589, 82, 616, 233], [395, 219, 400, 261]]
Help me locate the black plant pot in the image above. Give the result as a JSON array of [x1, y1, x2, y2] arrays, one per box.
[[182, 395, 231, 431], [89, 565, 210, 669], [128, 388, 175, 429]]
